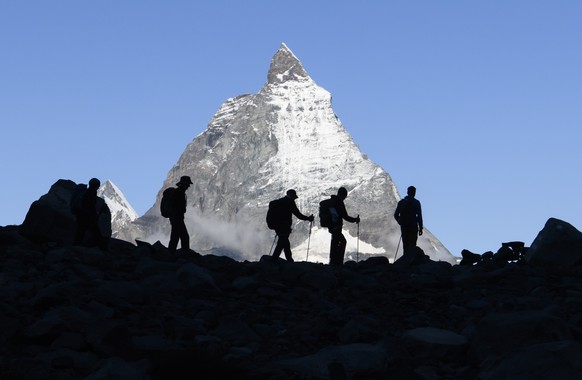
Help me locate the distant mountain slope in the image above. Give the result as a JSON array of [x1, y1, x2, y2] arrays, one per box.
[[98, 180, 138, 238]]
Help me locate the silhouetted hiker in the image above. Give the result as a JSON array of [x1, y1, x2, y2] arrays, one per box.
[[162, 176, 194, 254], [394, 185, 423, 255], [267, 189, 314, 262], [72, 178, 107, 248], [320, 187, 360, 266]]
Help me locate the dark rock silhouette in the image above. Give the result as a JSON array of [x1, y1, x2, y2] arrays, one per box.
[[20, 179, 112, 246], [525, 217, 582, 267], [2, 213, 582, 379], [460, 241, 528, 267]]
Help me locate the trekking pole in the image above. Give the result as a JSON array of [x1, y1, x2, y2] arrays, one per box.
[[393, 234, 402, 262], [356, 215, 360, 262], [269, 234, 277, 256], [306, 220, 312, 262]]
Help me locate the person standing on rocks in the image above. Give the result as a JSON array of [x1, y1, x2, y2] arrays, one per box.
[[393, 185, 423, 255], [322, 187, 360, 266], [72, 177, 107, 248], [269, 189, 314, 262], [162, 176, 194, 254]]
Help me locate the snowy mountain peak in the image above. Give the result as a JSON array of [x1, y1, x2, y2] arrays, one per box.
[[267, 43, 309, 84], [117, 44, 455, 264], [97, 180, 138, 237]]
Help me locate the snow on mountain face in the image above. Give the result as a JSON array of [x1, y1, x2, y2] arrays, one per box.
[[117, 43, 455, 264], [97, 180, 138, 238]]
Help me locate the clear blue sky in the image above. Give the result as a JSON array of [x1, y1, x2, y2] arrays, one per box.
[[2, 1, 581, 257]]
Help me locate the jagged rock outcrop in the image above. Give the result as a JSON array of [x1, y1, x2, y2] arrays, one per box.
[[525, 217, 582, 267], [2, 218, 582, 379], [118, 44, 454, 264]]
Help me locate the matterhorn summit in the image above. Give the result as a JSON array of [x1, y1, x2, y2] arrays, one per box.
[[118, 43, 455, 264]]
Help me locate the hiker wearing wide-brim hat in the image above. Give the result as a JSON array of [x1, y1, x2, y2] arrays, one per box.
[[162, 175, 194, 255], [268, 189, 314, 262], [176, 176, 193, 187]]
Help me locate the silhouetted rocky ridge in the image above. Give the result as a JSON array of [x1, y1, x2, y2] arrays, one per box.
[[2, 190, 582, 379]]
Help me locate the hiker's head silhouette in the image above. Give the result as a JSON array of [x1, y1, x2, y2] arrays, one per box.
[[88, 178, 100, 190], [407, 186, 416, 197], [176, 176, 193, 188], [338, 187, 348, 200], [286, 189, 298, 199]]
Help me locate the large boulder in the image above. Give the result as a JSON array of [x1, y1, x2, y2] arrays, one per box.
[[525, 218, 582, 267], [20, 179, 111, 245], [392, 246, 431, 268]]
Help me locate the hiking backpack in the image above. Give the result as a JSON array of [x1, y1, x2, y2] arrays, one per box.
[[266, 198, 285, 230], [319, 198, 340, 228], [160, 187, 177, 218], [70, 183, 88, 215]]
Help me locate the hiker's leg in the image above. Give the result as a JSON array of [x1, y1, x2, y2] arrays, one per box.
[[272, 238, 284, 258], [330, 231, 344, 266], [336, 233, 347, 265], [89, 221, 102, 248], [274, 233, 291, 260], [402, 226, 411, 254], [168, 218, 179, 253], [272, 243, 283, 258], [329, 233, 335, 263], [402, 226, 418, 254], [176, 219, 190, 251], [410, 226, 419, 248], [73, 216, 88, 245], [73, 225, 85, 246], [282, 236, 293, 262]]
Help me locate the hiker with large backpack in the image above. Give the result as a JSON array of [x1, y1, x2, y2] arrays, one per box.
[[72, 177, 107, 248], [266, 189, 314, 262], [320, 187, 360, 266], [393, 185, 423, 255], [161, 175, 194, 254]]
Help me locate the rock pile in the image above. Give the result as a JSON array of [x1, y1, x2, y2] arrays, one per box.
[[1, 216, 582, 379]]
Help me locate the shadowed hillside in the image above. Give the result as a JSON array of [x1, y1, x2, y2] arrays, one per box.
[[2, 215, 582, 379]]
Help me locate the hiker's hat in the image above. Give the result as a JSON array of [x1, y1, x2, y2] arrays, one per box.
[[286, 189, 298, 199], [177, 176, 193, 186]]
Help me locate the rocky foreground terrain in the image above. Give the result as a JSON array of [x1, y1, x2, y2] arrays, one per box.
[[2, 217, 582, 379]]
